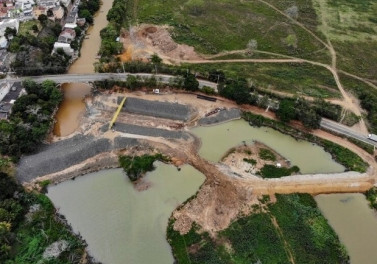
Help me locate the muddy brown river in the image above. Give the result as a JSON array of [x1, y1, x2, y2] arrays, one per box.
[[54, 0, 113, 136], [316, 194, 377, 264], [68, 0, 112, 73], [48, 164, 205, 264], [53, 83, 91, 137]]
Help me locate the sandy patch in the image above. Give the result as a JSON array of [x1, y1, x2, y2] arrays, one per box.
[[119, 24, 203, 63]]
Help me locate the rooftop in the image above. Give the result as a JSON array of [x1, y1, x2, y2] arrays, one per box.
[[2, 82, 23, 103]]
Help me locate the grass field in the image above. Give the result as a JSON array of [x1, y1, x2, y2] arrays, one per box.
[[18, 20, 41, 36], [313, 0, 377, 79], [133, 0, 329, 61], [168, 193, 349, 263], [185, 62, 341, 98]]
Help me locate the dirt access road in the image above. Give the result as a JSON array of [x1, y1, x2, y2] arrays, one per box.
[[123, 0, 376, 136]]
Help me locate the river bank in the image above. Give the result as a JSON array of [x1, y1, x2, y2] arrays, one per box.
[[16, 89, 377, 263]]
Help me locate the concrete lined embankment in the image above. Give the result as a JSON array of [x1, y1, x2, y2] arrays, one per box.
[[16, 135, 139, 182], [114, 123, 191, 140], [198, 108, 241, 126], [122, 97, 192, 121]]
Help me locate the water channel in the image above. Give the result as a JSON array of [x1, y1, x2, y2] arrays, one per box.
[[54, 0, 113, 136], [48, 164, 205, 264], [316, 194, 377, 264], [53, 83, 91, 137], [191, 119, 344, 174], [68, 0, 112, 74]]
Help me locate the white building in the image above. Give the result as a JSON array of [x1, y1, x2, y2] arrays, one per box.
[[0, 19, 19, 48], [52, 42, 74, 56], [0, 82, 10, 102], [0, 19, 19, 36]]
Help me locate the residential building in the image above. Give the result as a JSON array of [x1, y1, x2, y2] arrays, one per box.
[[63, 22, 76, 29], [52, 42, 74, 56], [0, 18, 19, 48], [0, 82, 10, 102], [76, 17, 85, 27], [0, 82, 23, 119], [52, 5, 64, 20], [38, 0, 56, 9], [32, 5, 47, 19], [58, 27, 76, 43], [60, 0, 70, 7], [65, 6, 77, 23]]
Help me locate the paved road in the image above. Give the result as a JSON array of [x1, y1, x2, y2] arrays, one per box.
[[2, 73, 218, 90], [320, 118, 377, 147], [3, 73, 376, 147]]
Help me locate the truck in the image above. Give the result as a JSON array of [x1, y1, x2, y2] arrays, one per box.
[[368, 134, 377, 142]]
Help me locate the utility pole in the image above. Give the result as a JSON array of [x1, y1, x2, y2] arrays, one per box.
[[122, 62, 125, 74]]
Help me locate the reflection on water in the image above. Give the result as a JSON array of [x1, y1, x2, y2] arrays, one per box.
[[316, 193, 377, 264], [53, 83, 91, 137], [47, 164, 205, 264], [191, 119, 344, 174]]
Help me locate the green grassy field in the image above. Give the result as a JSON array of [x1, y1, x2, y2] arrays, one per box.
[[313, 0, 377, 79], [185, 62, 341, 98], [133, 0, 329, 61], [168, 193, 349, 263]]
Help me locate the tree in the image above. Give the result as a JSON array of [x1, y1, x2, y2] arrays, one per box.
[[38, 14, 48, 26], [208, 70, 225, 83], [47, 8, 53, 17], [183, 73, 199, 91], [150, 53, 162, 74], [4, 27, 17, 41], [79, 9, 93, 24], [276, 99, 296, 123], [74, 27, 82, 36], [31, 24, 39, 33]]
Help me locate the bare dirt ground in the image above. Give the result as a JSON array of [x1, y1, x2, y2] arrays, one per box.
[[220, 142, 290, 178], [118, 24, 203, 63], [42, 89, 377, 235], [41, 91, 376, 235]]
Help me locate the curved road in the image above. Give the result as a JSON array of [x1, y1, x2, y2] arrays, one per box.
[[320, 118, 377, 147]]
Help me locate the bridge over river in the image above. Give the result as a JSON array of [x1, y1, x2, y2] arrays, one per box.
[[1, 73, 218, 89]]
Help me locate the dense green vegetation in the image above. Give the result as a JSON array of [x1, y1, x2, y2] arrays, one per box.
[[94, 71, 199, 92], [268, 194, 348, 263], [9, 21, 71, 75], [167, 221, 229, 264], [168, 193, 349, 263], [365, 187, 377, 210], [243, 112, 368, 172], [0, 80, 62, 158], [259, 164, 300, 178], [99, 0, 131, 59], [119, 153, 170, 181], [0, 172, 88, 263], [243, 158, 257, 165], [258, 148, 276, 161], [322, 140, 368, 173], [186, 62, 340, 99], [78, 0, 100, 24]]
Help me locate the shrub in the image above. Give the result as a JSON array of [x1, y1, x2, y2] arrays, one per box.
[[258, 148, 276, 161]]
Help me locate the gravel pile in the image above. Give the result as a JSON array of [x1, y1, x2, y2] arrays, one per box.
[[198, 108, 241, 126], [114, 123, 190, 140], [122, 97, 191, 121], [17, 135, 112, 182]]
